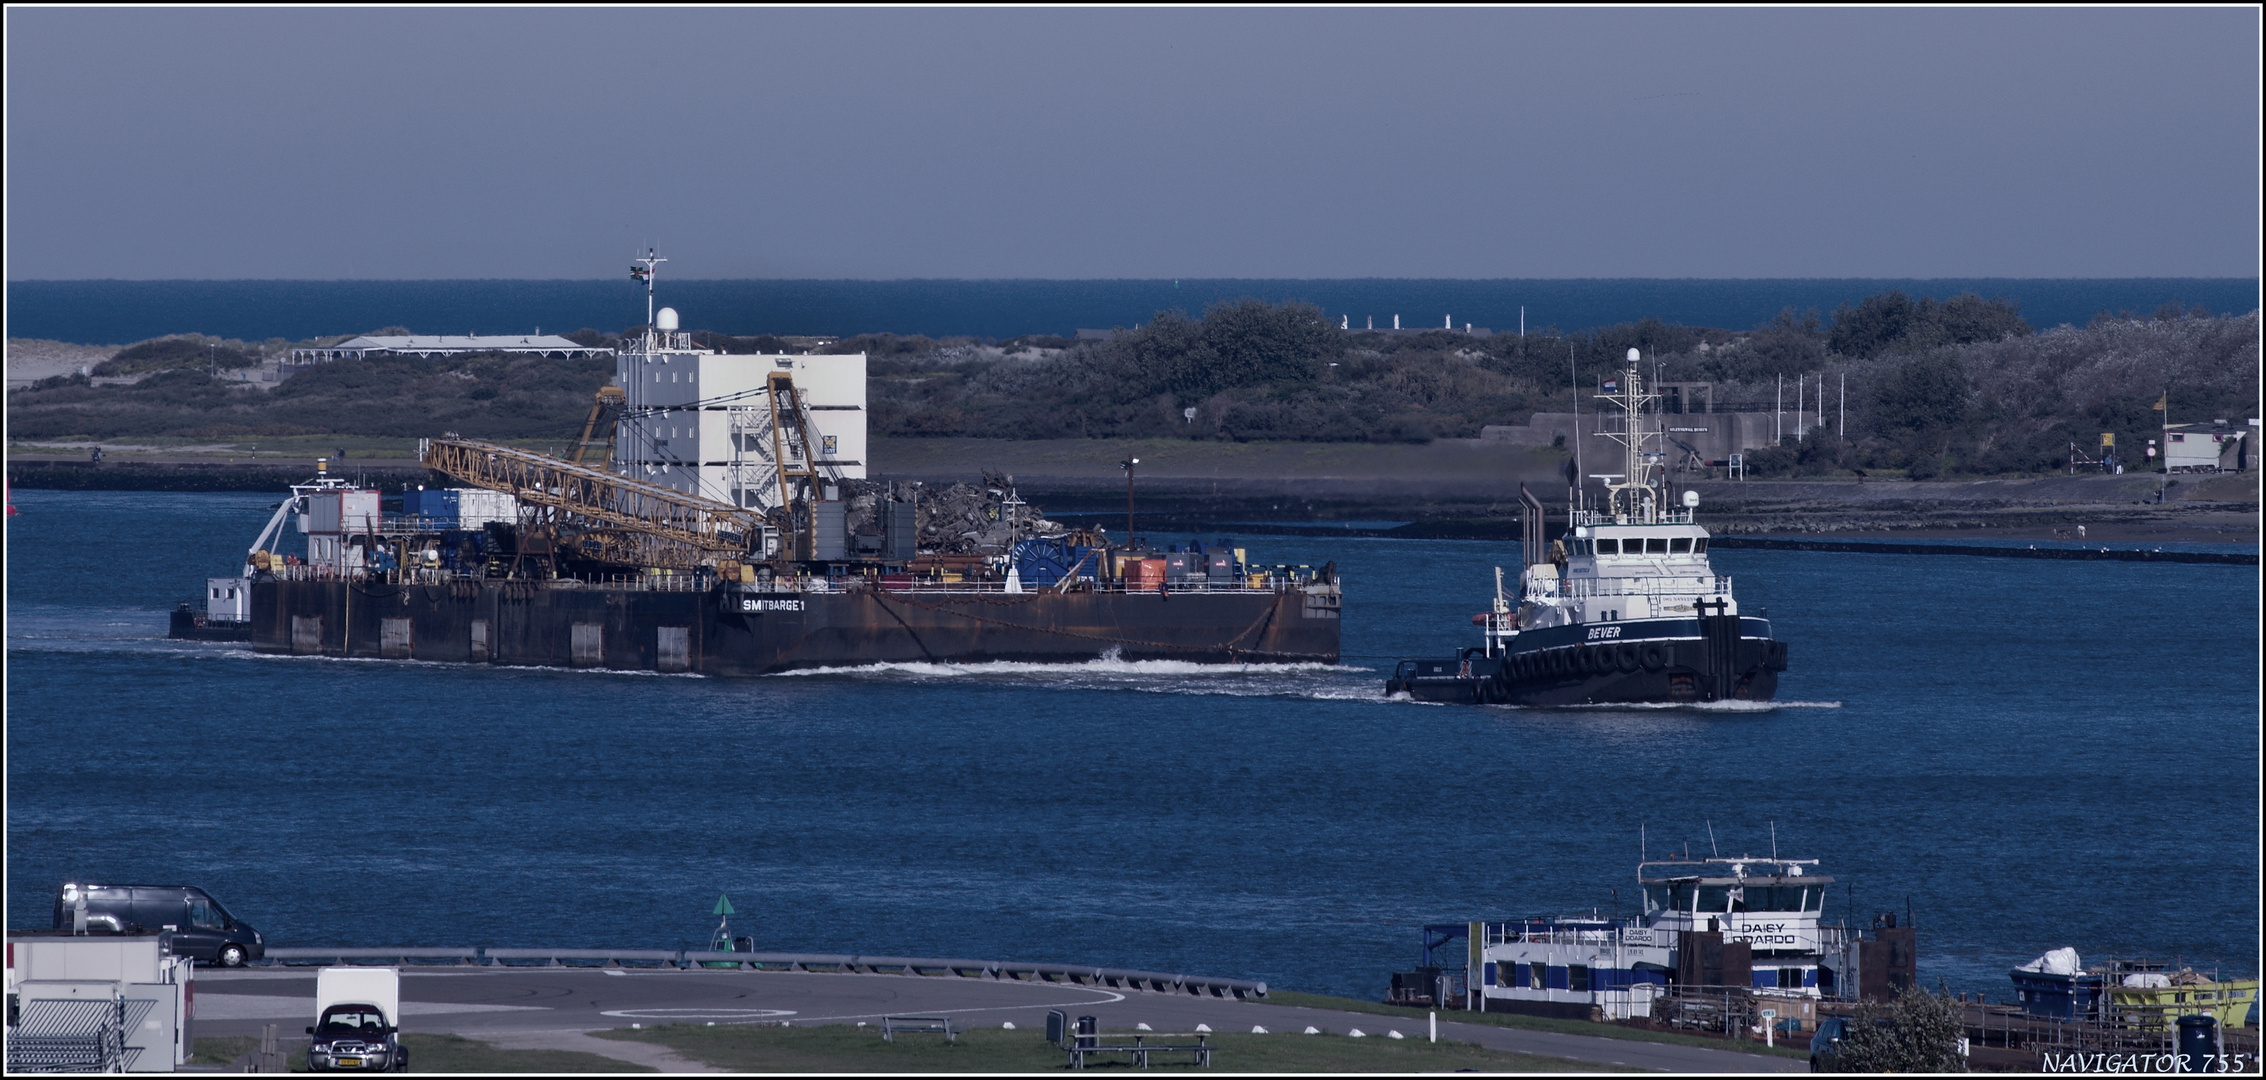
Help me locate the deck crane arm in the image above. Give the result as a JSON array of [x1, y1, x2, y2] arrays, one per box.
[[570, 385, 627, 467], [244, 495, 302, 571], [420, 437, 765, 570]]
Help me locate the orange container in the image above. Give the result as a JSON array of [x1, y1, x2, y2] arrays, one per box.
[[1130, 558, 1166, 592]]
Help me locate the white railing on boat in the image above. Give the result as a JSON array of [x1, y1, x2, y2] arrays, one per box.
[[1563, 575, 1732, 600], [1569, 508, 1696, 527]]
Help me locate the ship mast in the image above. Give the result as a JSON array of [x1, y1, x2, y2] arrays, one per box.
[[1596, 348, 1663, 525]]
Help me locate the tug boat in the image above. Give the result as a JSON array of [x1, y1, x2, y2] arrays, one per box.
[[1385, 349, 1787, 705]]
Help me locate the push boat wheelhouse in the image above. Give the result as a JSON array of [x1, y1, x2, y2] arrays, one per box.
[[1385, 348, 1787, 705]]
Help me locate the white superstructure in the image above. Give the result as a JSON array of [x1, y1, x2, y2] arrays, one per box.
[[612, 254, 866, 515], [1473, 854, 1849, 1022], [1506, 348, 1735, 645], [615, 335, 867, 512]]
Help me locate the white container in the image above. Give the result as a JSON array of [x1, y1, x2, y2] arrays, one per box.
[[316, 967, 400, 1029]]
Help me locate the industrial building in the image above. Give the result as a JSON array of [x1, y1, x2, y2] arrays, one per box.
[[615, 308, 866, 513], [288, 333, 611, 365]]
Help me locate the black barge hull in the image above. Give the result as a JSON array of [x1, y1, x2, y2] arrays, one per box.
[[1385, 615, 1785, 706], [168, 606, 253, 642], [244, 579, 1339, 674]]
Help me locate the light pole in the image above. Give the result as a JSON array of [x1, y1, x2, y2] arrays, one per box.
[[1121, 457, 1140, 546]]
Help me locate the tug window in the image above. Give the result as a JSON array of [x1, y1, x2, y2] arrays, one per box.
[[1594, 538, 1619, 555], [1693, 538, 1708, 554], [1779, 967, 1805, 989], [1670, 538, 1692, 554], [1530, 962, 1547, 991], [1569, 965, 1591, 993], [1645, 538, 1668, 554]]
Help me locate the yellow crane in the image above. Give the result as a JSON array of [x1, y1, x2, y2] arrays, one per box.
[[419, 436, 762, 571], [569, 385, 626, 467]]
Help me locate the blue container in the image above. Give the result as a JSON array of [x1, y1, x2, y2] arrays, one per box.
[[406, 489, 460, 528], [2011, 969, 2104, 1020]]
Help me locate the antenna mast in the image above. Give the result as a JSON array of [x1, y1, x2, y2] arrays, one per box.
[[632, 248, 667, 351], [1596, 348, 1662, 524]]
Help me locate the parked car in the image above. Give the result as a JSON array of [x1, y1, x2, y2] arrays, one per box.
[[1810, 1016, 1850, 1071], [51, 883, 264, 967], [307, 967, 407, 1072]]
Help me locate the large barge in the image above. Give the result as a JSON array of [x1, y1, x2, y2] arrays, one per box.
[[247, 572, 1338, 673], [173, 271, 1339, 671]]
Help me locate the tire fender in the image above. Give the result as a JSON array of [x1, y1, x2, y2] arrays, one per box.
[[1640, 643, 1668, 672]]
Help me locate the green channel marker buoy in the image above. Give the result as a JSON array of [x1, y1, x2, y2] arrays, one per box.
[[705, 894, 741, 962]]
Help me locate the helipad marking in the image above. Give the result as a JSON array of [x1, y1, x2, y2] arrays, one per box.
[[600, 1008, 797, 1020]]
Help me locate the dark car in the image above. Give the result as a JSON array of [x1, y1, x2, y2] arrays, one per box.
[[307, 1003, 407, 1072], [53, 882, 265, 966], [1810, 1016, 1852, 1071]]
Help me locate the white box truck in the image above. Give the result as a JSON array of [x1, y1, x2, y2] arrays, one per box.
[[305, 967, 405, 1072]]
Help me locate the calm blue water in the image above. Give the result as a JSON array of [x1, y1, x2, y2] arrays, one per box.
[[7, 278, 2258, 345], [6, 490, 2259, 999]]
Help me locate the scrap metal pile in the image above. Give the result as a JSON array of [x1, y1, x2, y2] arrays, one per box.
[[844, 471, 1068, 555]]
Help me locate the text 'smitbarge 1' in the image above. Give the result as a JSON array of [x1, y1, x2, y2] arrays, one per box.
[[169, 293, 1339, 673], [1384, 348, 1787, 705]]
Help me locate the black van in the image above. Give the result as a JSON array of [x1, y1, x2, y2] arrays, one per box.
[[52, 882, 265, 966]]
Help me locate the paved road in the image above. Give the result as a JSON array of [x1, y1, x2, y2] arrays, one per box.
[[194, 967, 1801, 1072]]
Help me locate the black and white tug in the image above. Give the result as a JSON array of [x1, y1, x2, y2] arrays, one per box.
[[1385, 349, 1787, 705]]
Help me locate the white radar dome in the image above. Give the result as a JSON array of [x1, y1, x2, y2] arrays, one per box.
[[1626, 348, 1640, 362], [1683, 490, 1700, 508], [656, 307, 680, 332]]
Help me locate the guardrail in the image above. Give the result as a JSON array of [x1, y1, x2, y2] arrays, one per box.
[[254, 947, 1266, 999]]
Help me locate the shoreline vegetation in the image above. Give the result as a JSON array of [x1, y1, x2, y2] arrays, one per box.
[[7, 290, 2258, 502]]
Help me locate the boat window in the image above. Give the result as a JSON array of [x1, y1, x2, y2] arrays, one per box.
[[1747, 886, 1808, 911], [1569, 965, 1591, 993], [1530, 962, 1547, 990], [1594, 538, 1619, 555], [1669, 538, 1692, 554], [1695, 885, 1732, 912], [1645, 538, 1668, 554], [1693, 538, 1708, 554], [1778, 967, 1805, 989]]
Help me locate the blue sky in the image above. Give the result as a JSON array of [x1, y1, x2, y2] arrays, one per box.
[[6, 7, 2259, 280]]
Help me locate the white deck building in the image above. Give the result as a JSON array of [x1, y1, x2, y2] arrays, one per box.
[[615, 311, 866, 514]]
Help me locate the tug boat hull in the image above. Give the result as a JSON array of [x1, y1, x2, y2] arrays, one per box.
[[1387, 616, 1786, 706]]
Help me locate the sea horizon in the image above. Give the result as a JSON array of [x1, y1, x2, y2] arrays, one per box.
[[7, 276, 2257, 346]]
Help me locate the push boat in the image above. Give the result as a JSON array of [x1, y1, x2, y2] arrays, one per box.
[[1453, 850, 1913, 1031], [1384, 348, 1786, 705]]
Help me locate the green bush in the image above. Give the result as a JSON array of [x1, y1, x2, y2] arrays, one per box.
[[1827, 985, 1966, 1073]]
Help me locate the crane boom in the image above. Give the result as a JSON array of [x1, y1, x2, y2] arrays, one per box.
[[419, 437, 760, 560]]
